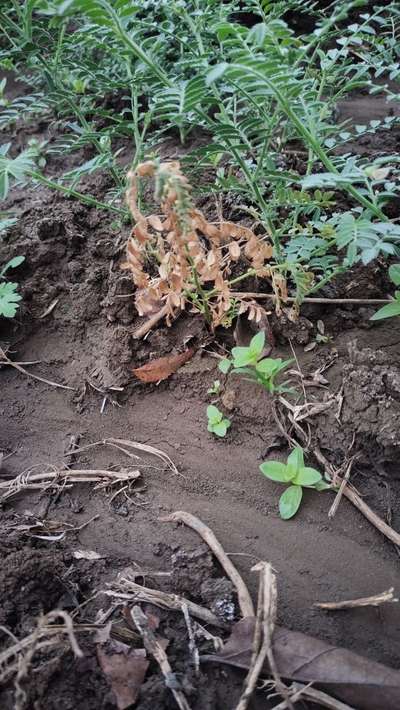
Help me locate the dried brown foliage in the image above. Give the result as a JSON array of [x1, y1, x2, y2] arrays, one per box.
[[122, 161, 274, 328], [132, 348, 195, 383]]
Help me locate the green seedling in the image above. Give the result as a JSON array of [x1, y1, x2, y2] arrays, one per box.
[[207, 404, 231, 438], [371, 264, 400, 320], [0, 256, 24, 318], [207, 379, 221, 395], [219, 332, 293, 395], [260, 447, 330, 519]]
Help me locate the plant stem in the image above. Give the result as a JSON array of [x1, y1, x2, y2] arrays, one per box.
[[29, 171, 128, 216], [185, 248, 212, 325], [229, 292, 393, 305], [229, 64, 387, 221]]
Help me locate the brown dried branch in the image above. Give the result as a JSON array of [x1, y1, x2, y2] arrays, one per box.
[[181, 603, 200, 676], [273, 682, 356, 710], [160, 511, 254, 618], [314, 588, 398, 610], [131, 605, 192, 710], [104, 577, 226, 628], [64, 437, 179, 476], [0, 466, 141, 503], [230, 292, 393, 305], [0, 610, 83, 688], [133, 304, 171, 339], [312, 446, 400, 547], [277, 399, 400, 548], [0, 347, 74, 391], [328, 456, 357, 518], [236, 562, 293, 710]]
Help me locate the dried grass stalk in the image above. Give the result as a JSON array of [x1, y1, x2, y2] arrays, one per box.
[[0, 610, 82, 691], [160, 510, 254, 618], [1, 436, 178, 504], [236, 562, 293, 710], [273, 683, 356, 710], [64, 437, 179, 475], [0, 467, 141, 502], [314, 588, 398, 610], [131, 605, 192, 710], [104, 577, 226, 628]]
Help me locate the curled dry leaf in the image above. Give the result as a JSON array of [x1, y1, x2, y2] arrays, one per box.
[[97, 645, 149, 710], [132, 348, 195, 383], [201, 618, 400, 710]]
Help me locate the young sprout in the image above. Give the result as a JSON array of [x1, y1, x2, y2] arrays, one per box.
[[207, 379, 221, 395], [219, 332, 293, 395], [0, 256, 24, 318], [371, 265, 400, 321], [260, 447, 330, 519], [207, 405, 231, 438]]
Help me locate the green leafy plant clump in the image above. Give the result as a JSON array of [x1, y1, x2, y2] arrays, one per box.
[[207, 404, 231, 438], [260, 447, 330, 519], [219, 331, 293, 395], [0, 256, 25, 318], [371, 264, 400, 320]]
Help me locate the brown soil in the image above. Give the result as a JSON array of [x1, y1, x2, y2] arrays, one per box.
[[2, 95, 400, 710]]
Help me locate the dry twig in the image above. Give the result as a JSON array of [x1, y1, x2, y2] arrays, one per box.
[[64, 437, 179, 475], [0, 610, 83, 688], [314, 588, 398, 610], [104, 577, 226, 628], [0, 347, 74, 391], [236, 563, 293, 710], [276, 398, 400, 547], [272, 682, 356, 710], [230, 292, 393, 305], [133, 304, 171, 339], [160, 511, 254, 618], [328, 455, 357, 518], [182, 603, 200, 675], [0, 466, 141, 502], [313, 446, 400, 547], [131, 605, 192, 710]]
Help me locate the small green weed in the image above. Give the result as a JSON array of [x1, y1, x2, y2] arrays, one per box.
[[371, 264, 400, 320], [219, 332, 293, 395], [260, 447, 330, 520], [207, 405, 231, 438], [207, 379, 221, 395], [0, 256, 25, 318]]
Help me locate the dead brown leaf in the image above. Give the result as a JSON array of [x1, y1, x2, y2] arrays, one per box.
[[132, 348, 195, 383], [202, 618, 400, 710], [97, 645, 149, 710]]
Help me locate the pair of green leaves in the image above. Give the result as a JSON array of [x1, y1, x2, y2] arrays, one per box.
[[371, 264, 400, 321], [219, 331, 293, 395], [207, 404, 231, 438], [0, 256, 25, 318], [260, 447, 330, 519]]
